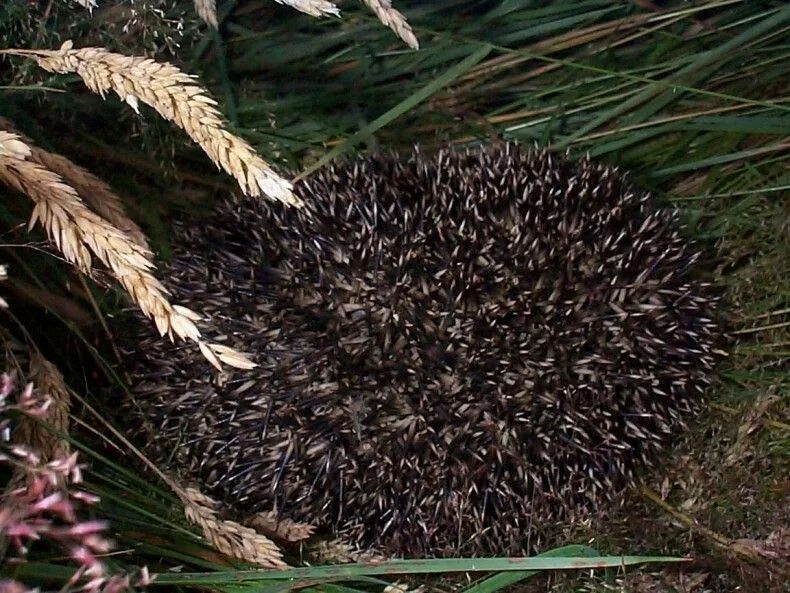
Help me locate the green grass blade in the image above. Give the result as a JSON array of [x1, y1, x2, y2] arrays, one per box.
[[461, 545, 603, 593], [555, 5, 790, 147], [651, 140, 789, 176], [3, 555, 684, 588], [149, 555, 686, 585], [299, 43, 493, 176]]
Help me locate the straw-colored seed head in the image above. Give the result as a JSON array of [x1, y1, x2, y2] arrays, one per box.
[[0, 132, 31, 159], [246, 511, 316, 542], [193, 0, 218, 28], [0, 131, 254, 371], [276, 0, 341, 18], [362, 0, 419, 49], [0, 117, 149, 251], [181, 487, 286, 568], [5, 42, 297, 207]]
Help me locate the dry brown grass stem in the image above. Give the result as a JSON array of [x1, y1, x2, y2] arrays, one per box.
[[182, 487, 286, 568], [194, 0, 218, 28], [0, 117, 149, 251], [245, 511, 315, 542], [2, 42, 297, 206], [276, 0, 340, 18], [362, 0, 419, 50], [0, 132, 255, 370]]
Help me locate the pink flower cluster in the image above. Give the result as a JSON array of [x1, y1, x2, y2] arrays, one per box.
[[0, 373, 153, 593]]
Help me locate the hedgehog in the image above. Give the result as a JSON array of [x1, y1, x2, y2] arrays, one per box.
[[125, 143, 717, 558]]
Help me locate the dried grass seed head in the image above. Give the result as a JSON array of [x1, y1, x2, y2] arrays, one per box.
[[3, 42, 297, 206], [0, 130, 253, 370]]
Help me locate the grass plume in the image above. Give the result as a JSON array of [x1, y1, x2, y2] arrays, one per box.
[[277, 0, 340, 18], [362, 0, 418, 50], [246, 511, 316, 543], [2, 42, 298, 206], [0, 131, 255, 371], [182, 487, 286, 568], [0, 117, 149, 251], [193, 0, 218, 28]]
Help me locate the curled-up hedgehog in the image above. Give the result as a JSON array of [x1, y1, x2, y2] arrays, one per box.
[[125, 143, 717, 557]]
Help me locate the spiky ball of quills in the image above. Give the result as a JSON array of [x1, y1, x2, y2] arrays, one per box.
[[126, 143, 717, 558]]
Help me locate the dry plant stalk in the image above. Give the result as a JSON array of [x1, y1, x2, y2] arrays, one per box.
[[245, 511, 315, 542], [276, 0, 340, 17], [362, 0, 419, 50], [0, 131, 255, 371], [194, 0, 218, 28], [0, 117, 149, 251], [2, 42, 297, 206], [182, 487, 286, 568]]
